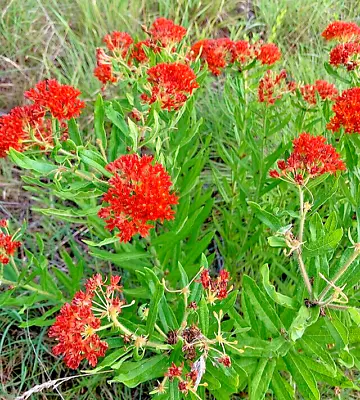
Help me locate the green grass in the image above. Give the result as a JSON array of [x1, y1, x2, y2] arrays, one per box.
[[1, 0, 360, 398]]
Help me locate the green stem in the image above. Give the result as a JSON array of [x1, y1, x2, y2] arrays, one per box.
[[154, 323, 167, 339], [1, 278, 59, 299], [10, 257, 20, 276], [111, 315, 172, 351], [296, 187, 313, 298], [317, 248, 360, 303]]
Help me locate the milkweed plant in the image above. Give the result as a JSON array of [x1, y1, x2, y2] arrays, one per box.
[[1, 18, 360, 400]]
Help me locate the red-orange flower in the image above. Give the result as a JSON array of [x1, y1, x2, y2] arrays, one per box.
[[49, 294, 108, 369], [141, 62, 199, 110], [217, 355, 231, 367], [94, 48, 118, 86], [329, 42, 360, 70], [190, 38, 234, 75], [256, 43, 281, 65], [322, 21, 360, 42], [49, 273, 125, 369], [165, 362, 183, 380], [327, 87, 360, 134], [149, 18, 187, 47], [103, 31, 133, 56], [98, 154, 178, 242], [25, 79, 85, 120], [200, 269, 232, 304], [130, 40, 161, 63], [300, 80, 338, 105], [258, 69, 295, 105], [269, 133, 345, 185], [0, 226, 21, 264], [231, 40, 254, 64], [0, 104, 63, 157]]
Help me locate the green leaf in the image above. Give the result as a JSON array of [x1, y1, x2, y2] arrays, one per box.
[[260, 264, 297, 309], [79, 148, 112, 178], [249, 358, 276, 400], [304, 228, 343, 257], [89, 247, 149, 271], [248, 201, 281, 231], [299, 336, 336, 374], [325, 309, 349, 348], [288, 306, 319, 342], [198, 296, 209, 336], [68, 118, 82, 145], [178, 262, 189, 287], [94, 94, 107, 149], [324, 62, 351, 84], [284, 350, 320, 400], [88, 348, 131, 373], [267, 236, 287, 248], [145, 282, 164, 338], [109, 355, 168, 387], [105, 103, 129, 134], [83, 237, 119, 247], [242, 275, 282, 335], [9, 149, 57, 174], [32, 206, 100, 223], [271, 370, 295, 400]]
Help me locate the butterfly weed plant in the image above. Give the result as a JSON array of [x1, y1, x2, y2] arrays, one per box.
[[1, 18, 360, 400]]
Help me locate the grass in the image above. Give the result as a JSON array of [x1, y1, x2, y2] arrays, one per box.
[[1, 0, 360, 398]]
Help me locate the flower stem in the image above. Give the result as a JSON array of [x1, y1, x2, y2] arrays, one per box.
[[296, 187, 313, 298], [111, 315, 172, 351], [0, 278, 60, 299], [317, 247, 360, 303]]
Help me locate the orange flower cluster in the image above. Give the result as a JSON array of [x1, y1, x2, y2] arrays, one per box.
[[191, 39, 281, 75], [49, 274, 123, 369], [330, 43, 360, 70], [103, 31, 133, 54], [322, 21, 360, 42], [300, 80, 338, 105], [98, 154, 178, 242], [327, 87, 360, 134], [323, 21, 360, 71], [269, 133, 346, 185], [258, 70, 296, 105], [94, 48, 119, 85], [0, 220, 21, 264], [24, 80, 85, 121], [141, 62, 199, 110], [190, 38, 234, 75], [149, 17, 187, 47], [0, 79, 81, 158]]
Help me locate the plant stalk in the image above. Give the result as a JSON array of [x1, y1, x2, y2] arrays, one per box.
[[296, 187, 313, 298], [111, 315, 172, 351], [317, 248, 360, 303]]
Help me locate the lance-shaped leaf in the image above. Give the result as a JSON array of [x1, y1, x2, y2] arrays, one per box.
[[261, 264, 297, 309], [109, 355, 168, 387], [284, 350, 320, 400], [249, 358, 276, 400], [299, 336, 336, 374], [94, 94, 107, 149], [198, 296, 209, 336], [68, 118, 82, 145], [145, 282, 164, 338], [9, 149, 57, 174], [303, 228, 343, 257], [288, 306, 319, 342], [248, 201, 282, 231], [271, 369, 295, 400], [242, 275, 282, 335]]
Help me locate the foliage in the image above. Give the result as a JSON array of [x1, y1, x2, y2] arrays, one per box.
[[1, 10, 360, 400]]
